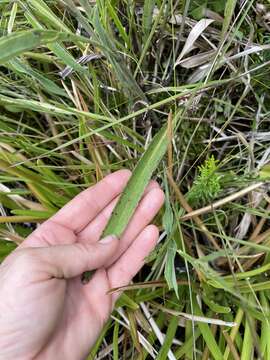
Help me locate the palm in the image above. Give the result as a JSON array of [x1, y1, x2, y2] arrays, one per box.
[[18, 170, 164, 359]]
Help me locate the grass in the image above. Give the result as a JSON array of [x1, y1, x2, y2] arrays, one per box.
[[0, 0, 270, 358]]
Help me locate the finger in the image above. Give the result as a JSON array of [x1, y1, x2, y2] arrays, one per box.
[[34, 269, 112, 359], [108, 225, 159, 303], [55, 225, 159, 353], [77, 180, 160, 244], [35, 235, 119, 279], [107, 188, 164, 266], [50, 170, 131, 233]]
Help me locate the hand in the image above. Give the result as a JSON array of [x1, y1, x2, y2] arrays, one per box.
[[0, 170, 164, 360]]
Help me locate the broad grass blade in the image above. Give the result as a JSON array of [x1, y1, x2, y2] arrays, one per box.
[[103, 116, 175, 238], [0, 30, 89, 64], [142, 0, 156, 42], [221, 0, 237, 40]]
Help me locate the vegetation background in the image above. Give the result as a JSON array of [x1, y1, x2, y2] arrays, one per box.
[[0, 0, 270, 358]]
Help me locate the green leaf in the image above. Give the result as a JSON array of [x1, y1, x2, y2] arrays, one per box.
[[202, 294, 231, 314], [7, 1, 17, 34], [165, 239, 178, 296], [0, 29, 90, 64], [156, 316, 178, 360], [11, 209, 54, 218], [142, 0, 156, 42], [241, 298, 255, 359], [193, 298, 224, 360], [0, 193, 18, 210], [113, 321, 119, 360], [8, 59, 66, 97], [221, 0, 237, 40], [162, 172, 174, 233], [115, 293, 139, 310], [259, 292, 270, 358], [103, 117, 175, 238], [106, 1, 131, 48], [163, 175, 179, 294], [260, 164, 270, 180]]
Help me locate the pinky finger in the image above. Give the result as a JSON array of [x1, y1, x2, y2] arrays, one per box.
[[107, 225, 159, 303]]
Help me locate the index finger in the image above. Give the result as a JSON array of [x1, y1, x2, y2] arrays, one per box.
[[50, 170, 131, 233]]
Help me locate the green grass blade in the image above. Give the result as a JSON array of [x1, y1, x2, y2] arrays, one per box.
[[224, 307, 244, 360], [113, 321, 119, 360], [103, 117, 174, 238], [221, 0, 237, 40], [106, 1, 131, 48], [0, 95, 110, 120], [175, 329, 200, 359], [142, 0, 156, 42], [7, 1, 17, 34], [0, 29, 89, 64], [163, 174, 178, 296], [165, 239, 178, 295], [8, 59, 66, 97], [193, 298, 224, 360], [27, 0, 72, 33], [241, 314, 254, 359], [259, 292, 270, 358], [61, 0, 94, 35], [156, 315, 178, 360], [115, 293, 139, 310], [11, 209, 54, 218], [87, 320, 112, 359]]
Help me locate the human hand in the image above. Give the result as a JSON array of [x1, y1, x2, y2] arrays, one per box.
[[0, 170, 164, 360]]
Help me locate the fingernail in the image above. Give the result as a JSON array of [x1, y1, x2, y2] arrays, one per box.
[[100, 234, 118, 244]]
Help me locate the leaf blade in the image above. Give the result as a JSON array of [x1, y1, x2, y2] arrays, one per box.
[[0, 29, 89, 64], [103, 117, 174, 237]]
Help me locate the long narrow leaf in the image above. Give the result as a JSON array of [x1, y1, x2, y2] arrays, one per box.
[[142, 0, 156, 42], [103, 116, 175, 237], [193, 298, 224, 360], [0, 29, 90, 64], [221, 0, 237, 40]]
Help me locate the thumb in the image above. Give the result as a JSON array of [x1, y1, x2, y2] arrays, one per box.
[[37, 235, 118, 279]]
